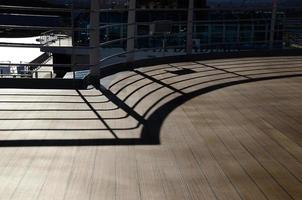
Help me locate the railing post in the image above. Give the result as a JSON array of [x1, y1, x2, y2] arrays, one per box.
[[269, 0, 278, 49], [251, 21, 255, 47], [237, 22, 241, 51], [89, 0, 100, 82], [223, 23, 226, 51], [208, 24, 212, 51], [127, 0, 136, 62], [186, 0, 194, 55], [71, 2, 76, 83]]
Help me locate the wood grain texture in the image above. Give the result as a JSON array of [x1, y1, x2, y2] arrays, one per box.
[[0, 56, 301, 200]]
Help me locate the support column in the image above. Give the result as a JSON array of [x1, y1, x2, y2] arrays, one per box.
[[127, 0, 136, 62], [237, 22, 241, 50], [89, 0, 100, 78], [251, 22, 255, 46], [186, 0, 194, 55], [223, 23, 226, 51], [269, 0, 278, 49], [71, 2, 76, 79], [208, 24, 212, 51]]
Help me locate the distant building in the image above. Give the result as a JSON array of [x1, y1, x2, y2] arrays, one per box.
[[0, 0, 289, 77]]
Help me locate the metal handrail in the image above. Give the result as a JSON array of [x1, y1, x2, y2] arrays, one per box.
[[0, 74, 32, 78], [98, 39, 287, 65], [0, 63, 92, 68], [1, 4, 301, 13], [0, 5, 88, 12], [0, 4, 301, 81], [0, 25, 92, 31]]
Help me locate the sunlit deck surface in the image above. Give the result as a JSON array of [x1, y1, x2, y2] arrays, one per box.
[[0, 56, 301, 200]]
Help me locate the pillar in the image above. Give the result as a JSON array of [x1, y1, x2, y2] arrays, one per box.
[[127, 0, 136, 62], [186, 0, 194, 55], [269, 0, 278, 49], [89, 0, 100, 78]]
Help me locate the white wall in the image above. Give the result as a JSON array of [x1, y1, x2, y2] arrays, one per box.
[[0, 37, 43, 63]]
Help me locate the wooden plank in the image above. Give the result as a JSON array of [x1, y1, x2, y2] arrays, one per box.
[[0, 57, 301, 200]]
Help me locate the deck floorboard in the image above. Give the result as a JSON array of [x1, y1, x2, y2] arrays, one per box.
[[0, 56, 301, 200]]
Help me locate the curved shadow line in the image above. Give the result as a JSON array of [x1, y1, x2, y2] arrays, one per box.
[[0, 127, 140, 131], [0, 74, 301, 147], [108, 62, 205, 90], [0, 101, 110, 104], [131, 72, 231, 111], [219, 62, 302, 70], [139, 75, 240, 121], [0, 94, 80, 97], [0, 108, 120, 112], [26, 72, 298, 132], [233, 66, 302, 74], [202, 57, 302, 66], [0, 117, 130, 121], [243, 70, 302, 77], [108, 65, 172, 90], [114, 67, 220, 106], [98, 68, 218, 121], [114, 76, 151, 96], [140, 74, 302, 144], [111, 68, 178, 95]]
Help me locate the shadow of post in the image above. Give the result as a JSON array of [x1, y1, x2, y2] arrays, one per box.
[[0, 57, 301, 147], [140, 74, 302, 145]]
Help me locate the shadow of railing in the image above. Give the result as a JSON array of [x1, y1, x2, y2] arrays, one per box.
[[0, 56, 301, 147]]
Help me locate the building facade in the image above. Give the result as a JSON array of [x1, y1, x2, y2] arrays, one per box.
[[1, 0, 301, 77]]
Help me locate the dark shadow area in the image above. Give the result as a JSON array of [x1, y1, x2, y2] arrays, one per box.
[[99, 85, 146, 125], [134, 70, 186, 95], [200, 63, 252, 79], [76, 90, 118, 139], [218, 63, 302, 71], [99, 49, 302, 79], [0, 94, 82, 97], [140, 74, 302, 144], [0, 56, 301, 147], [0, 138, 144, 147], [0, 100, 109, 104], [0, 78, 87, 89], [0, 118, 126, 121], [167, 68, 197, 76], [197, 57, 302, 66], [0, 108, 119, 111]]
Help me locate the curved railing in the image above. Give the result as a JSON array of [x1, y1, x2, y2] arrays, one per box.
[[0, 4, 301, 88], [97, 6, 302, 73]]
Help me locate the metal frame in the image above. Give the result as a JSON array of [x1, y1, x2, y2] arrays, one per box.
[[0, 2, 301, 84]]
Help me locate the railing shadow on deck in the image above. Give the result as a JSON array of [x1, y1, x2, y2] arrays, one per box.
[[0, 56, 301, 147]]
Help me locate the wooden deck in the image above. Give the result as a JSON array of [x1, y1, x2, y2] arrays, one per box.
[[0, 56, 301, 200]]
